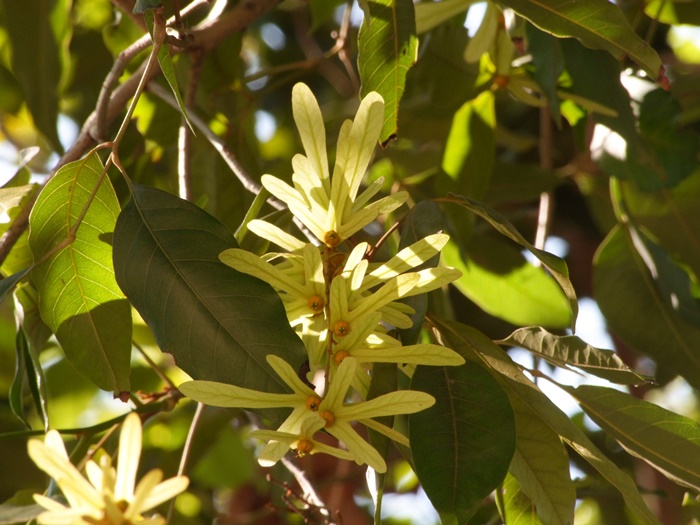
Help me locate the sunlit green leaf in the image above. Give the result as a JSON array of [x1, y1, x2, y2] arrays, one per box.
[[568, 384, 700, 492], [112, 184, 307, 415], [410, 359, 516, 523], [498, 473, 545, 525], [445, 194, 578, 328], [414, 0, 476, 34], [501, 0, 662, 77], [28, 153, 131, 393], [358, 0, 418, 145], [433, 318, 662, 525], [443, 236, 571, 328], [594, 226, 700, 389], [645, 0, 700, 25], [499, 326, 650, 385], [441, 90, 495, 200]]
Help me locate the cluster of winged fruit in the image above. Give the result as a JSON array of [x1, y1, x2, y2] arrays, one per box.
[[179, 83, 465, 473]]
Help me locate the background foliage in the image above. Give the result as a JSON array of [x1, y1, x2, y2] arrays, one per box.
[[1, 0, 700, 523]]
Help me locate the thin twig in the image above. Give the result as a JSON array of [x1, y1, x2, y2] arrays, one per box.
[[133, 341, 176, 389], [280, 456, 335, 524], [178, 49, 204, 201], [534, 105, 553, 254]]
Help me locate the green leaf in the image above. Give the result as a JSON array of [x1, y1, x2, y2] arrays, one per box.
[[358, 0, 418, 145], [410, 359, 516, 523], [133, 0, 161, 13], [397, 201, 446, 345], [0, 269, 32, 305], [0, 503, 43, 525], [444, 236, 571, 328], [500, 0, 662, 78], [143, 9, 194, 134], [28, 153, 132, 393], [645, 0, 700, 25], [445, 194, 578, 329], [9, 330, 31, 429], [112, 184, 307, 406], [308, 0, 346, 31], [526, 23, 564, 124], [498, 326, 651, 385], [1, 0, 63, 152], [432, 318, 661, 525], [498, 473, 545, 525], [414, 0, 476, 34], [594, 226, 700, 389], [567, 384, 700, 492], [441, 90, 496, 200], [485, 162, 561, 205], [507, 395, 575, 525]]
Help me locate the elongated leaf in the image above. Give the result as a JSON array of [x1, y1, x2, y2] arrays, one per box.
[[498, 473, 544, 525], [500, 0, 662, 78], [0, 503, 42, 525], [414, 0, 476, 34], [397, 201, 445, 345], [567, 384, 700, 492], [28, 153, 131, 393], [443, 236, 571, 328], [432, 318, 661, 525], [9, 329, 31, 429], [526, 23, 564, 123], [112, 184, 307, 407], [144, 9, 194, 133], [441, 91, 495, 200], [507, 394, 575, 525], [358, 0, 418, 145], [1, 0, 62, 152], [499, 326, 650, 385], [410, 359, 516, 523], [0, 269, 32, 305], [594, 226, 700, 389], [444, 194, 578, 327]]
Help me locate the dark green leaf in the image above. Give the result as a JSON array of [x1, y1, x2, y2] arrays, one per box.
[[1, 0, 63, 152], [507, 395, 575, 525], [410, 359, 516, 523], [499, 326, 651, 385], [9, 330, 30, 429], [645, 0, 700, 25], [308, 0, 345, 31], [432, 318, 661, 525], [28, 153, 132, 393], [485, 162, 561, 204], [358, 0, 418, 145], [444, 194, 578, 328], [112, 184, 307, 406], [0, 269, 32, 305], [397, 201, 445, 345], [526, 23, 564, 124], [568, 384, 700, 492], [501, 0, 662, 77], [594, 226, 700, 389]]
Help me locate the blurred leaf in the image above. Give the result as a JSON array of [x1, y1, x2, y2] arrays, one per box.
[[0, 64, 23, 114], [594, 226, 700, 389], [498, 473, 545, 525], [308, 0, 345, 30], [446, 194, 578, 329], [28, 153, 131, 393], [526, 23, 564, 123], [0, 502, 42, 525], [443, 236, 572, 328], [441, 90, 495, 200], [433, 318, 662, 525], [0, 186, 34, 223], [144, 10, 194, 134], [645, 0, 700, 25], [568, 384, 700, 492], [507, 395, 574, 525], [9, 330, 31, 429], [414, 0, 475, 34], [621, 174, 700, 280], [499, 326, 651, 384], [410, 359, 516, 524], [358, 0, 418, 145], [485, 162, 561, 204], [397, 201, 446, 345], [112, 184, 307, 409], [501, 0, 662, 77], [1, 0, 63, 152]]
